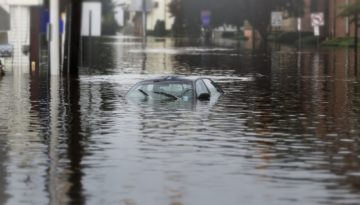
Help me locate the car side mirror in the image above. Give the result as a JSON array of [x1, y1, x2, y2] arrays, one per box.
[[198, 93, 210, 101]]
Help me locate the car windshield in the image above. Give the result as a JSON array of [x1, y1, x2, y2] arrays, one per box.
[[127, 81, 193, 101]]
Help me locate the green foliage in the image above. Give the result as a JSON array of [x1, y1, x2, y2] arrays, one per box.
[[245, 0, 303, 40], [322, 37, 356, 47], [338, 0, 360, 21], [153, 20, 166, 37], [169, 0, 304, 40], [338, 0, 360, 48], [169, 0, 247, 36], [169, 0, 185, 36], [270, 31, 313, 44], [267, 31, 318, 46], [101, 0, 120, 35]]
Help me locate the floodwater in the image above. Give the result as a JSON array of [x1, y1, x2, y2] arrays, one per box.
[[1, 36, 360, 205]]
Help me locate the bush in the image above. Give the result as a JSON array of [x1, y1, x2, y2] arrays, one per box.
[[269, 31, 321, 46], [153, 20, 166, 37], [321, 37, 355, 47]]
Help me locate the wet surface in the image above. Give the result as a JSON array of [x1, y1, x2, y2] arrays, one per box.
[[1, 36, 360, 205]]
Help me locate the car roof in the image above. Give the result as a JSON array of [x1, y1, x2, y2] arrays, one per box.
[[137, 75, 207, 84]]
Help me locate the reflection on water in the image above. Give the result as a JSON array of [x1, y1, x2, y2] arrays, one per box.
[[1, 37, 360, 204]]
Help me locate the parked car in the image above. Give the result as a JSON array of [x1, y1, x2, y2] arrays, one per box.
[[125, 76, 224, 102]]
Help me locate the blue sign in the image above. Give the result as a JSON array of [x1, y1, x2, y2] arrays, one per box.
[[40, 9, 64, 34], [201, 11, 211, 27], [40, 9, 49, 34]]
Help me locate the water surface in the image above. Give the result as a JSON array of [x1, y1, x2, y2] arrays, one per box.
[[0, 37, 360, 205]]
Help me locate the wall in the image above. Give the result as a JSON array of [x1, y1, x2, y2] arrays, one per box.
[[8, 6, 30, 68], [277, 0, 319, 33], [328, 0, 354, 38], [0, 0, 43, 67], [1, 0, 43, 6]]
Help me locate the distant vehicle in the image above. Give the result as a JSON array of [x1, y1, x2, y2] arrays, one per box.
[[125, 76, 224, 102]]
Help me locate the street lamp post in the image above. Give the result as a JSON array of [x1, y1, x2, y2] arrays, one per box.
[[50, 0, 60, 75]]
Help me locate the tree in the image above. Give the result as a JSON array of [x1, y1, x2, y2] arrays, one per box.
[[244, 0, 303, 41], [101, 0, 120, 35], [169, 0, 185, 36], [339, 0, 360, 45], [169, 0, 304, 42], [169, 0, 246, 36], [338, 0, 360, 73]]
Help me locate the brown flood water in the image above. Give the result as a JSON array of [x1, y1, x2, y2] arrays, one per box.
[[0, 37, 360, 205]]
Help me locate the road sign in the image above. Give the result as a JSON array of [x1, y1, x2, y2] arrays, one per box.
[[271, 12, 283, 27], [201, 11, 211, 27], [311, 12, 324, 27], [130, 0, 154, 12]]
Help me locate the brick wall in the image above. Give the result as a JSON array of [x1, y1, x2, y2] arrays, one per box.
[[8, 6, 30, 67], [328, 0, 354, 38]]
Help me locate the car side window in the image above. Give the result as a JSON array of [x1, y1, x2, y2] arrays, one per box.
[[196, 80, 209, 97], [203, 79, 220, 94]]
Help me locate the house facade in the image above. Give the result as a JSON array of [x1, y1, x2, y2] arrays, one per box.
[[285, 0, 355, 38], [0, 0, 43, 69], [146, 0, 173, 32], [328, 0, 354, 38], [125, 0, 174, 36]]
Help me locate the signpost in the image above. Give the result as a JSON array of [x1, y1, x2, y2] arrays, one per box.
[[200, 11, 211, 43], [201, 10, 211, 28], [129, 0, 153, 38], [271, 12, 283, 28], [311, 12, 324, 48], [129, 0, 153, 11], [271, 11, 282, 49], [297, 17, 302, 49], [297, 18, 302, 32]]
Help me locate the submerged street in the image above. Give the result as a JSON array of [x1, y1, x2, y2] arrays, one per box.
[[1, 37, 360, 204]]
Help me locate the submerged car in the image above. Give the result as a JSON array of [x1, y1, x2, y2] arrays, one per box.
[[126, 76, 224, 101]]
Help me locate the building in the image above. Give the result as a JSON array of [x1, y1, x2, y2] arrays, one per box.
[[281, 0, 355, 38], [328, 0, 354, 38], [146, 0, 173, 32], [125, 0, 174, 36], [0, 0, 43, 69], [0, 6, 9, 43]]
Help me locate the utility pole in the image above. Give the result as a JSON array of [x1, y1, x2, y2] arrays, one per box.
[[355, 12, 359, 76], [63, 0, 82, 76], [50, 0, 60, 75], [346, 0, 350, 36], [142, 0, 147, 38]]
